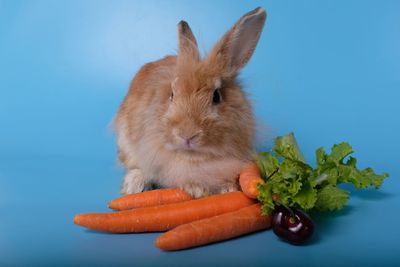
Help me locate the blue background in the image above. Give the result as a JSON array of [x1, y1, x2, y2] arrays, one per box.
[[1, 0, 399, 266]]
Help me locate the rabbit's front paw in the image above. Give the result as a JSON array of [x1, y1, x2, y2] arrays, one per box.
[[182, 183, 209, 198], [218, 182, 240, 194], [120, 169, 147, 195]]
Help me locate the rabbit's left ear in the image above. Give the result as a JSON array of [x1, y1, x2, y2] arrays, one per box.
[[207, 7, 267, 75], [177, 21, 200, 62]]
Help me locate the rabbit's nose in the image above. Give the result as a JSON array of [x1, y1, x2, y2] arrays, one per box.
[[176, 129, 203, 147], [179, 133, 200, 146]]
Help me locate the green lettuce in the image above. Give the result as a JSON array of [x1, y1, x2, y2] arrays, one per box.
[[256, 133, 389, 215]]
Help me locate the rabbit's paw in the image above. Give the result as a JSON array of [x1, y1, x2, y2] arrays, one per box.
[[120, 169, 147, 195], [182, 183, 209, 198], [218, 182, 240, 194]]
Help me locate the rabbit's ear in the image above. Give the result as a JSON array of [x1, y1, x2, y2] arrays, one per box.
[[177, 21, 200, 62], [207, 7, 266, 75]]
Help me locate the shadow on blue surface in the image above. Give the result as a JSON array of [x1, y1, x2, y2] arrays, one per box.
[[311, 205, 355, 245], [83, 229, 158, 236], [311, 186, 395, 245], [347, 186, 395, 201]]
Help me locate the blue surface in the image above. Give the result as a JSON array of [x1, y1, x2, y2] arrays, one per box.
[[1, 0, 399, 266]]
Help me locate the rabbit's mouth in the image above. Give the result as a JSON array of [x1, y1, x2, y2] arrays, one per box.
[[166, 142, 224, 158], [165, 141, 200, 153]]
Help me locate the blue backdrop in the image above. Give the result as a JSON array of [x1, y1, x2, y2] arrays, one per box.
[[1, 0, 399, 266]]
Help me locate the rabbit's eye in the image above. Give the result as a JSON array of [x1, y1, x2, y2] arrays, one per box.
[[212, 89, 221, 104], [170, 92, 174, 101]]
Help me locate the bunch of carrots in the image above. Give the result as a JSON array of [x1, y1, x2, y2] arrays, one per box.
[[74, 163, 267, 251]]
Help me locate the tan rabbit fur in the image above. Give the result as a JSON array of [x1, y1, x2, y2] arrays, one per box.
[[115, 7, 267, 197]]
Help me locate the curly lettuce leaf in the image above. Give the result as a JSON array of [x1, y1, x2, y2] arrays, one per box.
[[257, 133, 389, 215], [256, 152, 279, 179], [330, 142, 353, 162], [257, 182, 275, 215], [292, 181, 317, 210], [314, 185, 349, 211], [274, 132, 306, 163], [315, 143, 388, 189]]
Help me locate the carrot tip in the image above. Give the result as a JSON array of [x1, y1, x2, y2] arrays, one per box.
[[74, 213, 92, 227], [73, 214, 82, 225], [155, 236, 171, 251], [108, 201, 118, 210], [155, 238, 162, 249]]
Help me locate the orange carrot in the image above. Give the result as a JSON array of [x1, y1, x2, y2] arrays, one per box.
[[156, 203, 271, 251], [108, 188, 193, 210], [74, 192, 256, 233], [239, 162, 264, 199]]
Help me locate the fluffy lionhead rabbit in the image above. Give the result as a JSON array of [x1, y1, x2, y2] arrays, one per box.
[[115, 7, 267, 197]]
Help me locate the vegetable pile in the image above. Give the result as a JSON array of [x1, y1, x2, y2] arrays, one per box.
[[73, 133, 389, 250]]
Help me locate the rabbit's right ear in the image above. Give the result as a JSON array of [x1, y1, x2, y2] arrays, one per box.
[[177, 21, 200, 63]]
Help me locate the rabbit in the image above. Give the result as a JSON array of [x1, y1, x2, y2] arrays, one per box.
[[114, 7, 267, 198]]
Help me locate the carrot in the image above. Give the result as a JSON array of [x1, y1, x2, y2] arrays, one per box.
[[74, 192, 256, 233], [239, 162, 264, 199], [108, 188, 193, 210], [155, 203, 271, 251]]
